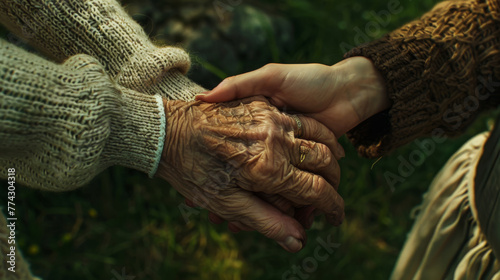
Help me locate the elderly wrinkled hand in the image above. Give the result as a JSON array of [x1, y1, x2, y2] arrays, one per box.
[[155, 96, 344, 252]]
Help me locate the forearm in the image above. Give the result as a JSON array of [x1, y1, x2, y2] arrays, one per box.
[[0, 0, 205, 100], [0, 39, 164, 190], [344, 0, 500, 158]]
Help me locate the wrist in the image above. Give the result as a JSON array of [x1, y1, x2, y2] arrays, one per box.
[[160, 98, 184, 157], [157, 99, 196, 180], [335, 56, 391, 127]]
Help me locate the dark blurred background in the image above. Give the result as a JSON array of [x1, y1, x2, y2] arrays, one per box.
[[1, 0, 497, 279]]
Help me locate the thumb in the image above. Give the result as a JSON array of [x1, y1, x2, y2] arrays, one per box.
[[225, 192, 307, 253], [196, 67, 277, 103]]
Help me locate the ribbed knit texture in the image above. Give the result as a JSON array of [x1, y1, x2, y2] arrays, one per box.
[[0, 0, 206, 101], [345, 0, 500, 158], [0, 39, 164, 189], [0, 0, 212, 277]]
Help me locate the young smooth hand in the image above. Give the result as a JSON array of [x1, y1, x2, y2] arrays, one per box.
[[197, 57, 391, 137]]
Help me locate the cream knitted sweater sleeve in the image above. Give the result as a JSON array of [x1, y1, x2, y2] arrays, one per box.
[[0, 0, 206, 100], [0, 39, 166, 190]]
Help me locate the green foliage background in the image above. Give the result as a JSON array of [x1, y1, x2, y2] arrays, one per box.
[[0, 0, 497, 279]]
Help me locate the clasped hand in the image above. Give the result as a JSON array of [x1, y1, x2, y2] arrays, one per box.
[[193, 57, 390, 251], [155, 96, 345, 252]]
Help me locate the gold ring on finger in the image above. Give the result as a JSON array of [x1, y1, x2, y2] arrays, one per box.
[[299, 145, 310, 165], [291, 115, 304, 138]]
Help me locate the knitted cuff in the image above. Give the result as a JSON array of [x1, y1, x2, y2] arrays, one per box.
[[61, 54, 169, 181], [343, 0, 500, 158], [0, 0, 197, 100], [115, 46, 207, 100], [344, 38, 435, 158], [146, 69, 208, 101], [105, 88, 166, 177], [112, 44, 207, 101], [116, 46, 191, 94], [0, 38, 168, 189]]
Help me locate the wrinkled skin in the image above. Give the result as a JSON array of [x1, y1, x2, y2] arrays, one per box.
[[155, 96, 344, 252], [196, 57, 391, 237]]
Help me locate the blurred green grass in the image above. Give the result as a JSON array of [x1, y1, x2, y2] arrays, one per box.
[[1, 0, 498, 279]]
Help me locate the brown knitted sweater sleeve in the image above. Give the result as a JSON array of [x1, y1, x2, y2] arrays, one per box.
[[344, 0, 500, 158], [0, 0, 205, 101], [0, 39, 165, 190]]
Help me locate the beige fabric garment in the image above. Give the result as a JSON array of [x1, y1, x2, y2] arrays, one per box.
[[391, 132, 500, 280], [0, 0, 206, 101], [0, 40, 164, 190], [0, 39, 169, 279]]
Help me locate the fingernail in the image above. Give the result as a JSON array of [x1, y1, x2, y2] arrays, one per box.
[[337, 142, 345, 158], [278, 236, 303, 252], [194, 92, 209, 100]]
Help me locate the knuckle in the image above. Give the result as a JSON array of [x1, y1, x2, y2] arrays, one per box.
[[301, 117, 313, 134], [337, 197, 345, 210], [218, 194, 249, 217], [316, 144, 333, 168], [330, 175, 340, 190], [257, 160, 278, 178], [261, 63, 280, 72], [245, 161, 274, 189], [331, 197, 345, 218], [299, 175, 324, 201], [223, 76, 235, 84], [259, 218, 285, 239]]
